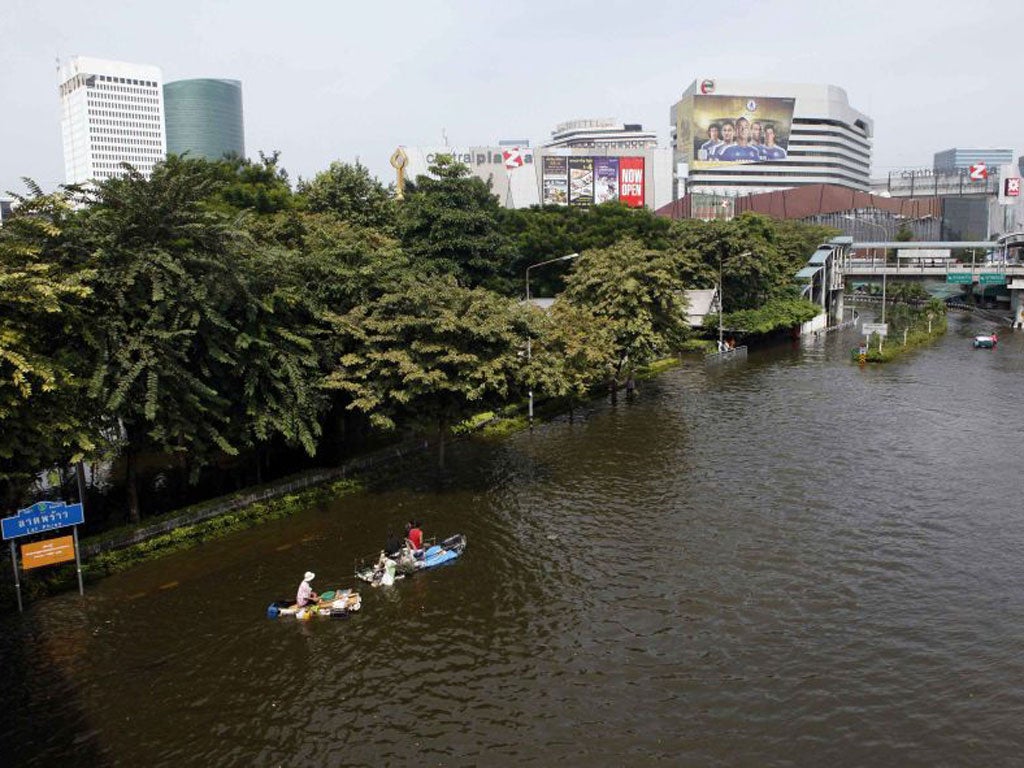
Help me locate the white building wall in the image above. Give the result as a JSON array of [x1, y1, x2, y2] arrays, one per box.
[[59, 56, 166, 185], [672, 78, 873, 198]]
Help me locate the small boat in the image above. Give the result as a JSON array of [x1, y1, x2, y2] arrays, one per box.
[[355, 533, 467, 584], [266, 588, 362, 619], [973, 334, 998, 349]]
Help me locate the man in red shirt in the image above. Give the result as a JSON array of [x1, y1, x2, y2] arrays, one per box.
[[406, 520, 424, 551]]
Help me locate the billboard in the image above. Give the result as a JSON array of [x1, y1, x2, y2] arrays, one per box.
[[569, 157, 594, 207], [686, 95, 796, 169], [542, 156, 568, 205], [542, 156, 645, 208]]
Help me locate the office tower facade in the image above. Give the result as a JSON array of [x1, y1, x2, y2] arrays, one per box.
[[58, 56, 166, 184], [671, 78, 873, 198], [164, 79, 245, 161]]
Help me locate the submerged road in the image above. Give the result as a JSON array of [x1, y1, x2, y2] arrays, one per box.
[[2, 312, 1022, 766]]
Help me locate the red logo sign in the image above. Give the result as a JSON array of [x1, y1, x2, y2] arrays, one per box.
[[700, 79, 715, 95], [969, 162, 988, 181], [502, 148, 525, 170], [1005, 178, 1021, 197]]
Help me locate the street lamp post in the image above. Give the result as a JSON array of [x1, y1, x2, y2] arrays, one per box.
[[525, 253, 579, 426], [844, 215, 889, 323]]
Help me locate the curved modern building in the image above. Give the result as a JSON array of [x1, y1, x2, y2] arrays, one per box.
[[164, 78, 244, 160], [671, 78, 873, 198]]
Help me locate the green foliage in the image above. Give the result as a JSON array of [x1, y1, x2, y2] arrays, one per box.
[[527, 302, 618, 409], [165, 151, 296, 214], [668, 213, 830, 310], [502, 203, 673, 296], [296, 160, 395, 230], [712, 296, 822, 334], [325, 275, 528, 465], [0, 188, 98, 501], [856, 310, 947, 363], [563, 239, 692, 374], [397, 155, 515, 291]]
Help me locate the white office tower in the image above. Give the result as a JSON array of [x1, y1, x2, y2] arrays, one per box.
[[59, 56, 166, 184], [671, 78, 873, 198]]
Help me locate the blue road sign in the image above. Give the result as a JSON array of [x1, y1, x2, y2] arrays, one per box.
[[2, 500, 84, 540]]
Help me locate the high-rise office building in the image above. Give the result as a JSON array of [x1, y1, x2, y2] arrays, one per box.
[[58, 56, 167, 184], [671, 78, 873, 198], [164, 79, 245, 161]]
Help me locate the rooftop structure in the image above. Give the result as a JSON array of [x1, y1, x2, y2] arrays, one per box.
[[544, 118, 658, 150]]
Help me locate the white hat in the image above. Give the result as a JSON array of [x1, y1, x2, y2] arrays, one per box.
[[303, 571, 315, 582]]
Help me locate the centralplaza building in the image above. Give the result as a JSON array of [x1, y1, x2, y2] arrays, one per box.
[[59, 56, 167, 184], [670, 78, 874, 199], [399, 119, 673, 211]]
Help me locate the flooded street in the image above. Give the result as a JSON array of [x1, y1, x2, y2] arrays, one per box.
[[3, 314, 1023, 766]]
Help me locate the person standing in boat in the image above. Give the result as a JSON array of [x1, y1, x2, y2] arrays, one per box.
[[296, 571, 319, 607]]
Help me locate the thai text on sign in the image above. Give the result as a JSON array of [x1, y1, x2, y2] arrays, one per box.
[[21, 535, 76, 570]]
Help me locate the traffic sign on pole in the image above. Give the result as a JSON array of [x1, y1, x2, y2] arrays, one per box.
[[946, 272, 973, 284]]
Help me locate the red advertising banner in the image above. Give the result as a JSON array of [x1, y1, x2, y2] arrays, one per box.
[[618, 157, 645, 208]]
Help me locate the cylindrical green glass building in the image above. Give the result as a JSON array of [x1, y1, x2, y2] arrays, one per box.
[[164, 79, 245, 160]]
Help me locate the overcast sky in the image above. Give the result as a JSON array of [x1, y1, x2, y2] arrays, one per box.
[[1, 0, 1021, 196]]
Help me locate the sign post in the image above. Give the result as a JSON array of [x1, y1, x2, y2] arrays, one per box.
[[2, 499, 86, 612], [863, 322, 888, 353]]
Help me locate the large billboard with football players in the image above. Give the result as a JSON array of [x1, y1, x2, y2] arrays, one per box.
[[685, 95, 796, 169]]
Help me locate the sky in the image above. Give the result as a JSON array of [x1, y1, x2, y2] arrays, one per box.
[[1, 0, 1022, 197]]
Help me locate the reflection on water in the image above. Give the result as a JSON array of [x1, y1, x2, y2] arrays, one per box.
[[3, 314, 1024, 766]]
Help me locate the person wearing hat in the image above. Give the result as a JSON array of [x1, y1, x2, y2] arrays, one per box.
[[296, 571, 319, 607]]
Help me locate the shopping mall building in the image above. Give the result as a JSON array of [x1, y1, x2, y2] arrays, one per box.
[[398, 119, 673, 211]]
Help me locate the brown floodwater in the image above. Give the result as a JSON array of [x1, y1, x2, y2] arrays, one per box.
[[3, 313, 1023, 766]]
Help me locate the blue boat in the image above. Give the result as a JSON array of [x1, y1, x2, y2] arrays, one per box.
[[355, 533, 467, 584]]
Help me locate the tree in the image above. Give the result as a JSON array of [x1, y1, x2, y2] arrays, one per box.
[[397, 155, 514, 291], [164, 151, 296, 215], [668, 214, 802, 311], [527, 303, 617, 419], [326, 275, 527, 468], [70, 162, 282, 524], [562, 239, 691, 383], [296, 161, 395, 230], [895, 223, 914, 242], [0, 186, 96, 503]]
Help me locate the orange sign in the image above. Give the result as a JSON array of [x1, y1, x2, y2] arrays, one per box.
[[21, 535, 76, 570]]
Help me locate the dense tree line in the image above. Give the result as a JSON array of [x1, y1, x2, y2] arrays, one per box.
[[0, 153, 829, 527]]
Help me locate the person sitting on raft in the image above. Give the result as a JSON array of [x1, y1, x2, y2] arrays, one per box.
[[296, 571, 319, 606], [372, 551, 398, 587]]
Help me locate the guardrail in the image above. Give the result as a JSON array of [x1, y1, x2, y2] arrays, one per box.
[[80, 440, 430, 558]]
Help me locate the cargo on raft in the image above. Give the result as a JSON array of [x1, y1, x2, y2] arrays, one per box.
[[266, 588, 362, 619]]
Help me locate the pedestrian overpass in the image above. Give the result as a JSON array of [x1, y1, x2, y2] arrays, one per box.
[[795, 235, 1024, 327]]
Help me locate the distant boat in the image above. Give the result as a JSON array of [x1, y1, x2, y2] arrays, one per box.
[[973, 334, 998, 349]]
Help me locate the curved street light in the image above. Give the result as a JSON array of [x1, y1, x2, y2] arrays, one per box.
[[525, 253, 579, 426]]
